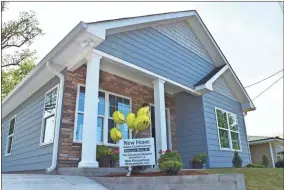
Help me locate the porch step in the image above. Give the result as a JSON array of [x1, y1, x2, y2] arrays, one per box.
[[57, 167, 128, 177]]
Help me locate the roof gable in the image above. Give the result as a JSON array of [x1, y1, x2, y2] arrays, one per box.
[[2, 10, 256, 118]]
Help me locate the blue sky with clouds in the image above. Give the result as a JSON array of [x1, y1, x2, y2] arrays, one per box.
[[3, 2, 283, 136]]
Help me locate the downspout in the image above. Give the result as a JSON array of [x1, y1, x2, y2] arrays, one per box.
[[46, 61, 65, 173]]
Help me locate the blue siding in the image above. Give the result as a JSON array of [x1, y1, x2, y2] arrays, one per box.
[[96, 27, 215, 88], [213, 75, 237, 101], [1, 78, 59, 172], [202, 92, 250, 168], [174, 92, 209, 168]]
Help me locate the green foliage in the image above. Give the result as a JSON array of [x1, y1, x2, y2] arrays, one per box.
[[160, 161, 183, 174], [275, 159, 284, 168], [261, 155, 269, 168], [232, 151, 242, 168], [1, 2, 44, 67], [246, 163, 265, 168], [191, 153, 206, 164], [158, 149, 182, 174], [96, 145, 111, 159], [2, 60, 35, 100], [158, 149, 182, 165], [110, 149, 119, 161]]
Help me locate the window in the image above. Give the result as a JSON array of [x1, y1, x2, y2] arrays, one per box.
[[216, 108, 241, 151], [6, 116, 16, 155], [40, 86, 58, 145], [74, 85, 131, 146]]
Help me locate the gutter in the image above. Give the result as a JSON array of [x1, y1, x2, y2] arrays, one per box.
[[46, 61, 65, 173]]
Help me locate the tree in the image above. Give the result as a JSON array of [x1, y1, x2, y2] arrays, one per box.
[[2, 60, 35, 100], [1, 2, 44, 67]]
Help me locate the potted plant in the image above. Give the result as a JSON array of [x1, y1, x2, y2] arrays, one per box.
[[191, 153, 206, 169], [97, 145, 113, 167], [110, 149, 119, 167], [158, 149, 183, 175]]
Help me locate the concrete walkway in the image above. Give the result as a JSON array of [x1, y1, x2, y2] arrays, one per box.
[[2, 174, 108, 190]]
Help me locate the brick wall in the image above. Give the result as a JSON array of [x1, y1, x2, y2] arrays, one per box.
[[58, 65, 177, 167]]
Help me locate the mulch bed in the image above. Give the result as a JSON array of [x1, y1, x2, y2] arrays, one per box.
[[102, 170, 209, 177]]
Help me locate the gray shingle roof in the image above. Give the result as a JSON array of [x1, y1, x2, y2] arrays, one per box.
[[248, 136, 284, 142], [194, 65, 226, 87]]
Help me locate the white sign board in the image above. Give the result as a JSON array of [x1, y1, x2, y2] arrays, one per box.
[[119, 138, 155, 167]]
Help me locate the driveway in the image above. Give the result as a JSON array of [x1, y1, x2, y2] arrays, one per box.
[[2, 174, 108, 190]]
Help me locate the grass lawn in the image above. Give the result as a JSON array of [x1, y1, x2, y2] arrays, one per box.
[[206, 168, 284, 190]]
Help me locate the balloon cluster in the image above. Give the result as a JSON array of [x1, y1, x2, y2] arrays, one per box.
[[110, 104, 151, 142]]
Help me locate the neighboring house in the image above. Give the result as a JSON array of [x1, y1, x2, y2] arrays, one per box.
[[1, 10, 256, 173], [249, 136, 284, 168]]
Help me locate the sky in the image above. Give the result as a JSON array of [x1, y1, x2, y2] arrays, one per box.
[[2, 2, 283, 136]]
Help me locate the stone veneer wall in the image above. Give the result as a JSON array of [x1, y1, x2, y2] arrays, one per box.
[[58, 65, 177, 167]]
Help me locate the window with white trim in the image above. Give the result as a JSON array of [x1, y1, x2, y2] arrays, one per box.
[[40, 86, 58, 145], [216, 108, 241, 151], [74, 85, 130, 146], [6, 117, 16, 155]]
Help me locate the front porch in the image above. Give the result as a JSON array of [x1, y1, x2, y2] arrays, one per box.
[[59, 50, 187, 168]]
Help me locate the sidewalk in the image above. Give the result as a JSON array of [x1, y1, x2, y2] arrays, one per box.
[[2, 174, 108, 190]]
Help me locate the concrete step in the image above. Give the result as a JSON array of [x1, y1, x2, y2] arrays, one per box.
[[57, 167, 128, 177]]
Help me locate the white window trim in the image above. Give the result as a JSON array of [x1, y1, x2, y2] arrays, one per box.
[[73, 83, 132, 147], [5, 115, 17, 156], [39, 84, 59, 146], [215, 107, 242, 152]]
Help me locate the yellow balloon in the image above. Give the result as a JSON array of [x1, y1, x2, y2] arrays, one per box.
[[126, 113, 136, 129], [116, 130, 122, 139], [113, 111, 125, 124], [110, 128, 118, 141], [137, 107, 150, 117], [136, 115, 150, 132], [110, 127, 123, 142], [133, 117, 140, 130]]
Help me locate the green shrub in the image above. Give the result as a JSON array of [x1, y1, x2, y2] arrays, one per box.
[[158, 149, 183, 174], [232, 151, 242, 168], [246, 163, 265, 168], [191, 153, 206, 164], [160, 161, 183, 174], [96, 145, 111, 159], [275, 159, 284, 168], [158, 149, 182, 164], [261, 155, 269, 167]]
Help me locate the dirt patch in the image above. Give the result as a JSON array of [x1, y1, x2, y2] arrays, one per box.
[[102, 170, 209, 177]]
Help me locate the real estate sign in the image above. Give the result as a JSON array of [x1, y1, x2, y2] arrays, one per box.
[[119, 138, 155, 167]]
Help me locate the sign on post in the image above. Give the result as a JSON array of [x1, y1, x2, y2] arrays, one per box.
[[119, 138, 155, 167]]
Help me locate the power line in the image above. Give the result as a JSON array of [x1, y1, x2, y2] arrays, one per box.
[[252, 75, 283, 101], [245, 69, 283, 88]]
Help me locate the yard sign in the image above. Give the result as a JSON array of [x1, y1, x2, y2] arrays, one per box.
[[119, 137, 155, 167]]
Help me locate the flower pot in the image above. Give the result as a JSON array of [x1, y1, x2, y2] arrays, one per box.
[[98, 155, 113, 167], [191, 162, 203, 169]]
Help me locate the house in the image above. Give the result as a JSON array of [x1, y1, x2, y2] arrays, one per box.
[[249, 136, 284, 168], [1, 10, 256, 173]]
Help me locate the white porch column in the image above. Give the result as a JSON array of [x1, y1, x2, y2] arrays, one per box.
[[153, 79, 167, 161], [269, 142, 275, 168], [78, 52, 102, 168]]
